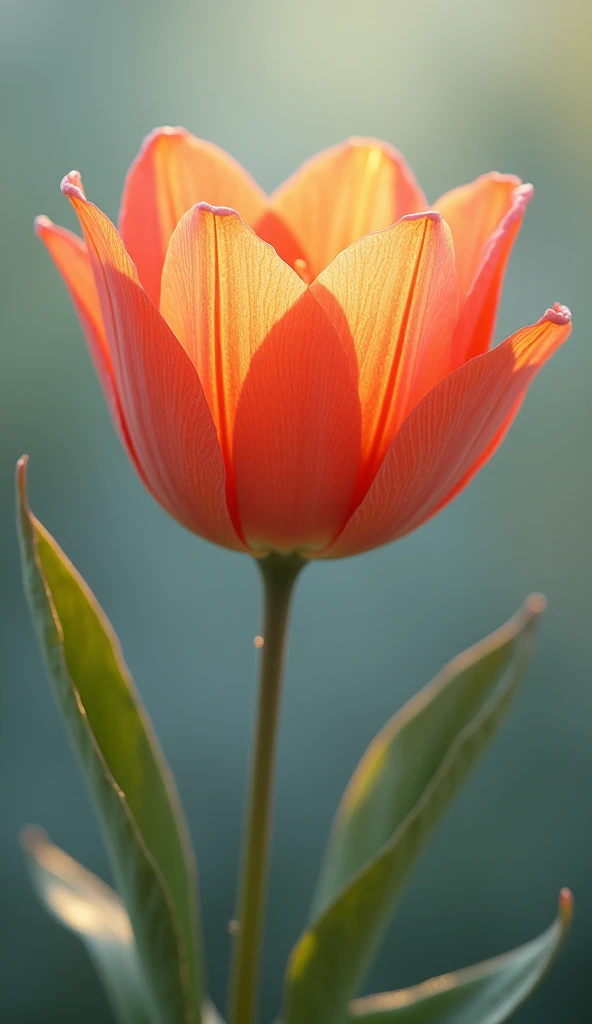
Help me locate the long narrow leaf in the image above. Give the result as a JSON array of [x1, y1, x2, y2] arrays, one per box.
[[349, 889, 572, 1023], [284, 599, 543, 1024], [22, 827, 154, 1024], [17, 456, 203, 1024]]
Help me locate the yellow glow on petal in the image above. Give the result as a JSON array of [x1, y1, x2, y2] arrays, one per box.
[[350, 146, 388, 242]]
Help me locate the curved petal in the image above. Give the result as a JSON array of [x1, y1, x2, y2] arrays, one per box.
[[160, 204, 361, 553], [325, 304, 571, 558], [61, 173, 243, 551], [435, 174, 533, 363], [34, 216, 150, 482], [261, 138, 427, 279], [34, 216, 128, 444], [119, 127, 267, 306], [311, 212, 458, 502], [233, 292, 362, 554]]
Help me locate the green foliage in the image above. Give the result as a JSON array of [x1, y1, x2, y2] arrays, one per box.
[[22, 828, 155, 1024], [17, 457, 570, 1024], [23, 829, 227, 1024], [348, 890, 572, 1022], [16, 457, 203, 1024], [284, 598, 545, 1024]]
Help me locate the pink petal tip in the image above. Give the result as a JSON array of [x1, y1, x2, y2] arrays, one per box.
[[401, 210, 442, 224], [541, 302, 572, 326], [194, 201, 241, 218], [516, 181, 534, 199], [34, 215, 53, 236], [60, 171, 85, 200]]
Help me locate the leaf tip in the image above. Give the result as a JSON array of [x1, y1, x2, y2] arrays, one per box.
[[16, 454, 30, 504], [524, 592, 546, 623], [16, 457, 33, 534], [559, 887, 574, 929], [20, 824, 48, 858]]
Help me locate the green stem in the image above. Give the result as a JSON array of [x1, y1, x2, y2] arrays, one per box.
[[228, 553, 304, 1024]]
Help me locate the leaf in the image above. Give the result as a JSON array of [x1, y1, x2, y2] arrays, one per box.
[[203, 1004, 226, 1024], [22, 827, 155, 1024], [284, 598, 544, 1024], [348, 889, 573, 1022], [16, 456, 203, 1024]]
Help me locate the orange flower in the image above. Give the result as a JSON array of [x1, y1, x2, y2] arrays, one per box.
[[36, 128, 571, 558]]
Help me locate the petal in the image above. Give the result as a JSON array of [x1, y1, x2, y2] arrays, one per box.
[[160, 204, 361, 554], [311, 212, 458, 502], [435, 174, 533, 362], [233, 295, 362, 554], [119, 127, 267, 306], [261, 138, 427, 279], [252, 209, 307, 276], [160, 204, 305, 458], [325, 304, 571, 558], [34, 215, 140, 467], [61, 173, 243, 551]]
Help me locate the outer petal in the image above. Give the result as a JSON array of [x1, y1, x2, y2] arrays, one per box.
[[61, 174, 243, 551], [325, 304, 571, 558], [259, 138, 428, 280], [34, 216, 133, 452], [311, 212, 458, 502], [435, 174, 533, 363], [119, 127, 267, 306], [160, 205, 362, 554]]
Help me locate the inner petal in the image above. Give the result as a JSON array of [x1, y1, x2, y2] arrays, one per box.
[[119, 127, 267, 306], [434, 173, 523, 305], [262, 138, 428, 279], [311, 212, 458, 503], [160, 204, 307, 472], [160, 203, 361, 554]]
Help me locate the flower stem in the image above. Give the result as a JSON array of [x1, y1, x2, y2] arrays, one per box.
[[228, 553, 304, 1024]]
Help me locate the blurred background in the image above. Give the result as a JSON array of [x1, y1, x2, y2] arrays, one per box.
[[1, 0, 590, 1020]]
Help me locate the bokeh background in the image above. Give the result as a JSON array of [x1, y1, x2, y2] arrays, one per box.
[[1, 0, 590, 1020]]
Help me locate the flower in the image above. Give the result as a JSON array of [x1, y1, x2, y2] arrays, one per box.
[[35, 128, 571, 558]]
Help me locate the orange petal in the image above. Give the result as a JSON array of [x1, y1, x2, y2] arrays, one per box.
[[160, 204, 306, 459], [311, 212, 458, 502], [61, 173, 243, 551], [261, 138, 427, 279], [34, 215, 141, 466], [435, 174, 533, 362], [325, 304, 571, 558], [253, 209, 307, 276], [119, 127, 267, 306], [160, 205, 361, 553]]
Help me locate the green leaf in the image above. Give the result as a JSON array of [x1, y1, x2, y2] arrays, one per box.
[[16, 457, 203, 1024], [23, 829, 227, 1024], [203, 1004, 226, 1024], [348, 889, 573, 1022], [284, 598, 544, 1024], [22, 827, 154, 1024]]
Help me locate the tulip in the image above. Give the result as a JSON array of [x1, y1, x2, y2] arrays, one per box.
[[34, 128, 573, 1024], [35, 128, 571, 559]]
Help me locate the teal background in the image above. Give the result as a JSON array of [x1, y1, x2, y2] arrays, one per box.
[[0, 0, 590, 1020]]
